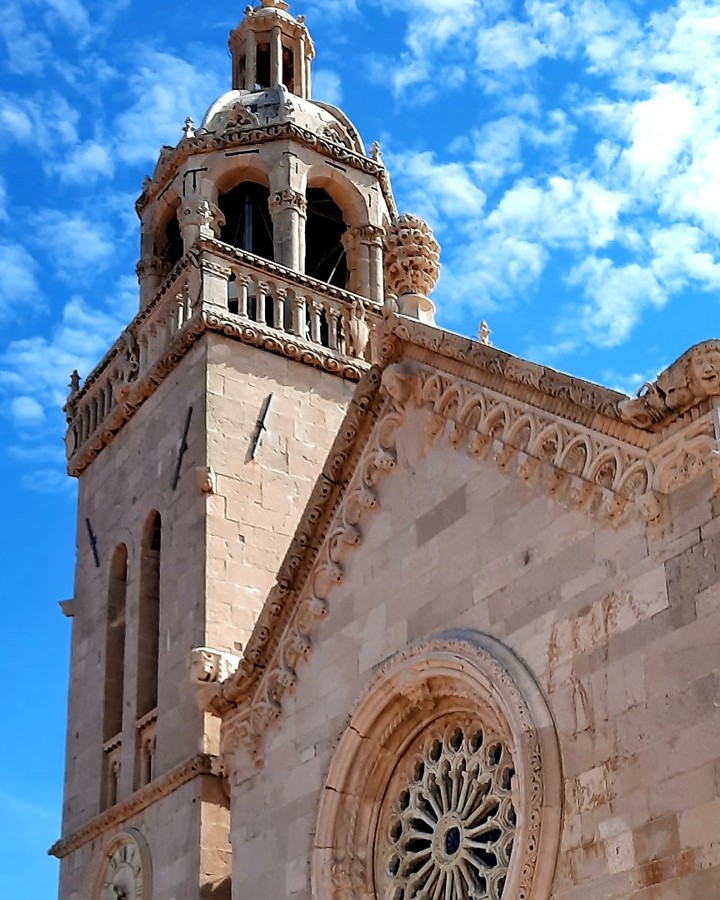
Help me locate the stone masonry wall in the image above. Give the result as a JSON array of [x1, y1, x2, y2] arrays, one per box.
[[226, 416, 720, 898], [204, 334, 357, 655]]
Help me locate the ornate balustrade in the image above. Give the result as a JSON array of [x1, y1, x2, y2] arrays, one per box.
[[64, 239, 383, 473]]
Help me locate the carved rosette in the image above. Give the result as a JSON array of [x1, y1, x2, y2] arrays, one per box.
[[383, 213, 441, 300]]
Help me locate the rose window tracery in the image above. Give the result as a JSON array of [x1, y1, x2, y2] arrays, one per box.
[[380, 717, 516, 900]]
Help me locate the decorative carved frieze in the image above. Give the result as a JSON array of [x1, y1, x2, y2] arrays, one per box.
[[619, 340, 720, 429], [134, 121, 398, 224], [383, 214, 441, 299], [49, 753, 216, 859]]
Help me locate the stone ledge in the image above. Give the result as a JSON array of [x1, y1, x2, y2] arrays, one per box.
[[49, 753, 217, 859]]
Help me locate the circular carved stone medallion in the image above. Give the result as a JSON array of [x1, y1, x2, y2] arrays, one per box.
[[380, 716, 516, 899]]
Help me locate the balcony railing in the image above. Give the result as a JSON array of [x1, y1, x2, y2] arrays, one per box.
[[64, 239, 383, 468]]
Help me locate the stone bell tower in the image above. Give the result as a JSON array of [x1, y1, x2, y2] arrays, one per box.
[[50, 2, 417, 897]]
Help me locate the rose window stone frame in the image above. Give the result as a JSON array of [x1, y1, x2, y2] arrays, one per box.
[[312, 632, 563, 900]]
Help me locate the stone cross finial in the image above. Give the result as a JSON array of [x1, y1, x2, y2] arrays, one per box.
[[478, 321, 492, 346], [383, 214, 441, 324]]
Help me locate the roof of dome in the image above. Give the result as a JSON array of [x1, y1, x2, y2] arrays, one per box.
[[199, 86, 365, 155]]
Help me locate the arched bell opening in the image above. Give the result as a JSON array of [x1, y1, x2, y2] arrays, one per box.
[[218, 181, 273, 261], [282, 45, 295, 92], [154, 207, 183, 272], [256, 42, 271, 90], [305, 188, 348, 288]]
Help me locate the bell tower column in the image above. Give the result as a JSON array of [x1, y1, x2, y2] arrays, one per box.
[[269, 189, 307, 271]]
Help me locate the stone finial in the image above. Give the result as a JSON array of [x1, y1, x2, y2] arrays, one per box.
[[183, 117, 195, 139], [383, 214, 440, 324], [260, 0, 290, 8], [68, 370, 81, 396], [371, 141, 383, 162], [478, 321, 492, 346]]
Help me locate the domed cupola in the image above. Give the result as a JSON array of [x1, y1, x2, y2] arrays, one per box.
[[229, 0, 314, 98]]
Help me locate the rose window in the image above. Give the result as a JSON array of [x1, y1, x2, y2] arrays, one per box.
[[380, 718, 516, 900]]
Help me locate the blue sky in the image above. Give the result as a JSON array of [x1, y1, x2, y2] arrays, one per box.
[[2, 0, 720, 894]]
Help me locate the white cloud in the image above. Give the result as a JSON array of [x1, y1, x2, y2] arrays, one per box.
[[477, 20, 549, 71], [115, 49, 224, 165], [389, 150, 487, 222], [313, 70, 343, 107], [0, 243, 41, 319], [11, 395, 45, 426], [567, 257, 666, 348], [0, 292, 132, 414], [31, 210, 115, 273], [52, 140, 115, 184]]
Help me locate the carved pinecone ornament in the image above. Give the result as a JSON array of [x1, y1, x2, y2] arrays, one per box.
[[383, 213, 441, 298]]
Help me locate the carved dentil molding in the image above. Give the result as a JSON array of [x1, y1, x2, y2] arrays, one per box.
[[619, 340, 720, 429], [383, 214, 441, 299]]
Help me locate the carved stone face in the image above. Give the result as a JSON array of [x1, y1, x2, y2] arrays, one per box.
[[190, 648, 220, 683], [689, 345, 720, 398]]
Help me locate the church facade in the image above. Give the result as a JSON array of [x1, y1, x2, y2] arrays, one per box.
[[52, 2, 720, 899]]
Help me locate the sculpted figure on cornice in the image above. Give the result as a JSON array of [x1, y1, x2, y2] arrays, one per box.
[[619, 340, 720, 429]]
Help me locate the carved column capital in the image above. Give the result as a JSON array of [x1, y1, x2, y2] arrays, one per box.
[[178, 200, 225, 239], [268, 188, 307, 217], [357, 224, 385, 247], [136, 258, 167, 281]]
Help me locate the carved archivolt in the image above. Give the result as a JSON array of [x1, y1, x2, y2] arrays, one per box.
[[312, 634, 562, 900]]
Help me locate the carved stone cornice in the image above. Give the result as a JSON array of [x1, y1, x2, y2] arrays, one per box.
[[135, 121, 397, 222], [619, 340, 720, 430], [383, 316, 639, 441], [48, 753, 216, 859], [67, 307, 369, 476]]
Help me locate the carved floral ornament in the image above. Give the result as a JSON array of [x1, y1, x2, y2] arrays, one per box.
[[312, 634, 563, 900]]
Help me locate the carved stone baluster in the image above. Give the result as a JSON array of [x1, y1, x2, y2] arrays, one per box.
[[237, 275, 250, 317], [291, 293, 306, 338], [309, 299, 322, 343], [274, 286, 287, 332], [256, 282, 269, 324], [326, 303, 340, 351]]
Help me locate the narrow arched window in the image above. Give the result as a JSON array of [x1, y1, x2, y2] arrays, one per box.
[[137, 512, 161, 720], [102, 543, 127, 809], [305, 188, 348, 288]]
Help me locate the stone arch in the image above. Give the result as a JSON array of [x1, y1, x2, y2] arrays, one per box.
[[306, 162, 367, 229], [313, 632, 562, 900]]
